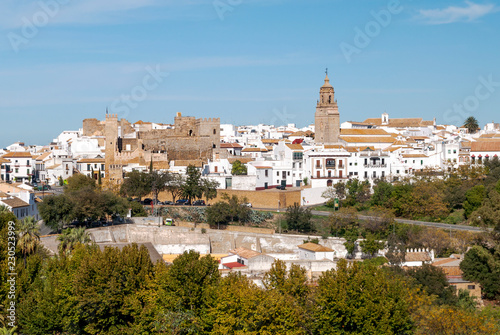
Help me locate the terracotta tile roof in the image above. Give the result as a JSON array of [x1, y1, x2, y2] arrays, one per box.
[[223, 262, 247, 269], [471, 140, 500, 152], [289, 131, 307, 137], [405, 252, 431, 262], [255, 166, 272, 169], [340, 129, 391, 136], [461, 141, 472, 149], [0, 191, 10, 198], [340, 136, 396, 143], [324, 144, 346, 150], [242, 147, 268, 152], [35, 152, 51, 161], [229, 247, 261, 259], [0, 197, 30, 208], [261, 139, 281, 144], [402, 154, 428, 158], [0, 158, 10, 164], [220, 143, 243, 149], [228, 157, 254, 164], [77, 158, 105, 163], [2, 152, 32, 158], [363, 117, 432, 128], [46, 164, 61, 170], [298, 242, 334, 252], [286, 144, 304, 150]]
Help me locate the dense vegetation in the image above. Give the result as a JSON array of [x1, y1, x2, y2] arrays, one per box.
[[323, 157, 500, 225], [1, 216, 498, 335]]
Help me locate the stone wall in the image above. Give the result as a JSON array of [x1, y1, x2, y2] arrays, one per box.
[[87, 224, 350, 257]]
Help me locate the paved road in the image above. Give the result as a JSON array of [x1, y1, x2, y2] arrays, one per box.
[[310, 210, 490, 232]]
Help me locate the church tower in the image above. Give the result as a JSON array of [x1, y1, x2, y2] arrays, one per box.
[[314, 70, 340, 144]]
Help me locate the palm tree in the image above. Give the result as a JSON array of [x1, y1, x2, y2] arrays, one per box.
[[0, 326, 18, 335], [57, 227, 91, 255], [16, 216, 40, 268], [463, 116, 479, 134], [0, 205, 10, 214]]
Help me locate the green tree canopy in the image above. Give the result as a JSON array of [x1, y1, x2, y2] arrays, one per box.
[[231, 160, 247, 175]]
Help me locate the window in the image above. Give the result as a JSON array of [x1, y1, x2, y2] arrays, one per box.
[[287, 171, 290, 176], [27, 169, 30, 175], [299, 163, 302, 168], [15, 168, 18, 173], [101, 164, 105, 170], [405, 160, 407, 164], [381, 158, 385, 165], [277, 171, 279, 176], [467, 285, 475, 290], [213, 129, 216, 135], [349, 172, 353, 176], [328, 171, 331, 177], [421, 160, 423, 165], [326, 159, 335, 168], [364, 159, 368, 165], [265, 170, 268, 177], [381, 171, 385, 177], [349, 162, 352, 166], [354, 172, 358, 176], [448, 150, 451, 154], [364, 171, 368, 178], [292, 163, 295, 168], [87, 164, 91, 170], [293, 152, 303, 160], [316, 160, 321, 168], [373, 171, 376, 178], [453, 149, 457, 154]]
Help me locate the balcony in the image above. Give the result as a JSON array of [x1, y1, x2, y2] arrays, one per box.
[[326, 164, 336, 169]]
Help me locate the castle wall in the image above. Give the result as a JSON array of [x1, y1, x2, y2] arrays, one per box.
[[83, 118, 104, 136]]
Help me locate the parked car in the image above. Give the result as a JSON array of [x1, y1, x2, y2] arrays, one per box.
[[276, 185, 286, 190], [164, 218, 175, 226], [37, 185, 51, 191], [192, 200, 206, 206], [142, 198, 153, 205], [163, 201, 174, 205], [175, 199, 190, 206], [243, 203, 252, 208]]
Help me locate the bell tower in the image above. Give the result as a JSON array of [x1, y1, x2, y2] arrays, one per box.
[[315, 69, 340, 145]]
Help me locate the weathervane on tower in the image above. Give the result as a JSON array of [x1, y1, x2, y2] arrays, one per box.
[[325, 68, 328, 76]]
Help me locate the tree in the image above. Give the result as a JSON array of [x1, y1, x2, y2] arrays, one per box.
[[285, 203, 312, 233], [159, 250, 220, 313], [343, 228, 359, 257], [313, 259, 415, 334], [231, 160, 247, 175], [165, 173, 184, 203], [129, 201, 147, 217], [16, 216, 40, 267], [181, 165, 203, 204], [98, 169, 102, 186], [201, 178, 219, 203], [463, 116, 479, 134], [463, 185, 486, 218], [460, 245, 500, 300], [263, 259, 309, 304], [64, 174, 96, 193], [205, 201, 232, 229], [370, 180, 394, 207], [344, 179, 370, 208], [150, 170, 171, 203], [57, 227, 91, 255], [406, 264, 458, 306], [120, 170, 151, 200], [359, 235, 385, 258]]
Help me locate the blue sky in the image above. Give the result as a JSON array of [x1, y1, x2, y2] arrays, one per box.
[[0, 0, 499, 147]]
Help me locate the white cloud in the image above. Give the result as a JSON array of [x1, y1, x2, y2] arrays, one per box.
[[417, 1, 497, 25], [0, 0, 205, 29]]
